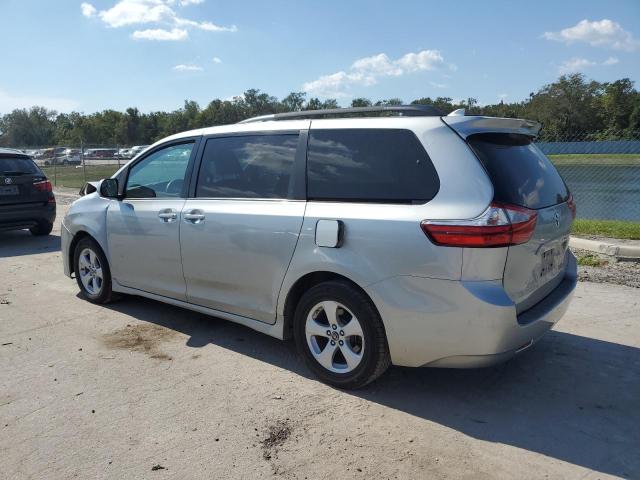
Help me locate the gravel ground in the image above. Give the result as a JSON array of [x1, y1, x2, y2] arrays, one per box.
[[572, 248, 640, 289], [1, 201, 638, 479]]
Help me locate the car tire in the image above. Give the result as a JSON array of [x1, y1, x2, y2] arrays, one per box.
[[293, 280, 391, 389], [30, 221, 53, 236], [73, 237, 116, 304]]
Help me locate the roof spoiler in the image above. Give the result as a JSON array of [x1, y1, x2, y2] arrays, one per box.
[[442, 115, 541, 139]]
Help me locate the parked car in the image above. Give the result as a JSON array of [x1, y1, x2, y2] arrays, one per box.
[[0, 148, 56, 235], [61, 106, 577, 388], [84, 148, 119, 159], [127, 145, 150, 159], [115, 148, 131, 159], [62, 148, 82, 165], [40, 148, 55, 164]]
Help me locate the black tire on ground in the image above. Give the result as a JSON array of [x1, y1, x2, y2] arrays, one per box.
[[293, 280, 391, 389], [73, 236, 116, 304], [29, 221, 53, 236]]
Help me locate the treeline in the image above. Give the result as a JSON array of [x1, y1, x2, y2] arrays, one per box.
[[1, 73, 638, 147]]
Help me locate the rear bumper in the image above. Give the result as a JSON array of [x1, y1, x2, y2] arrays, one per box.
[[366, 252, 578, 368], [0, 202, 56, 232]]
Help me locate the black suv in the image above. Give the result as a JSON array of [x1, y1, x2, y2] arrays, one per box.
[[0, 148, 56, 236]]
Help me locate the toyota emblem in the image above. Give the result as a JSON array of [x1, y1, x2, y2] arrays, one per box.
[[4, 177, 12, 184]]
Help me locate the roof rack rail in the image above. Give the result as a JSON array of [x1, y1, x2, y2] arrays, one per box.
[[237, 104, 444, 124]]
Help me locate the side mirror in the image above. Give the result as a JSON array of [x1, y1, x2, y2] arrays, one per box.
[[99, 178, 120, 199]]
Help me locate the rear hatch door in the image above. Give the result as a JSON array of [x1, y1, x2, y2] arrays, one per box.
[[0, 155, 49, 206], [464, 130, 573, 313]]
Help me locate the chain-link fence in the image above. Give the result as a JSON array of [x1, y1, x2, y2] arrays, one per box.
[[14, 131, 640, 221], [17, 144, 148, 190], [536, 132, 640, 222]]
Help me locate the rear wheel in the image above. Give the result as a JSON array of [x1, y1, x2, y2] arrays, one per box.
[[29, 221, 53, 236], [73, 237, 115, 304], [293, 281, 390, 389]]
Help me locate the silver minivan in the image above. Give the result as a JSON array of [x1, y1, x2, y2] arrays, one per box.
[[62, 106, 577, 388]]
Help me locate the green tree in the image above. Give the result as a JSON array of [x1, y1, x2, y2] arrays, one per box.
[[351, 98, 372, 107]]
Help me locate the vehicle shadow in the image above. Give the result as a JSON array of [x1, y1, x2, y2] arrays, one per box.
[[0, 230, 61, 257], [105, 295, 639, 478]]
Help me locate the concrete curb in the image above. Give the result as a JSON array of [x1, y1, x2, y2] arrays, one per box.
[[569, 236, 640, 259]]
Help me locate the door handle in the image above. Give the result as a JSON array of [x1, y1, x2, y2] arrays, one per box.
[[183, 209, 205, 224], [158, 209, 178, 223]]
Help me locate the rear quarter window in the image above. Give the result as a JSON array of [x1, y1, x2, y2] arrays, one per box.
[[467, 133, 569, 209], [307, 129, 439, 203]]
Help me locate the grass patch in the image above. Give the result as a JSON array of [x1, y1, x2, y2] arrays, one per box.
[[42, 165, 120, 189], [572, 219, 640, 240], [547, 154, 640, 166], [576, 254, 608, 267]]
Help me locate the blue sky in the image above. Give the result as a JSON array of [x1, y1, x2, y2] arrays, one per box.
[[1, 0, 639, 113]]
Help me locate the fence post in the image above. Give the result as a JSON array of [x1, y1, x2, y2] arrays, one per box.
[[81, 140, 87, 185], [53, 148, 57, 187]]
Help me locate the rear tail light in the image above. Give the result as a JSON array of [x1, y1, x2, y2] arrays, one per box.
[[421, 202, 537, 248], [567, 193, 577, 220], [33, 179, 56, 204], [33, 179, 52, 193]]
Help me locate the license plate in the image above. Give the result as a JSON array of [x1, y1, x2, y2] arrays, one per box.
[[540, 249, 555, 277], [0, 185, 19, 195]]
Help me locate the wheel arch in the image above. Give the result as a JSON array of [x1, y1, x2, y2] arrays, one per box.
[[281, 271, 382, 341], [68, 230, 103, 275]]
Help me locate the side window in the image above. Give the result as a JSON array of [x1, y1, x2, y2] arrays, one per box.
[[307, 129, 440, 203], [196, 134, 298, 199], [126, 143, 194, 198]]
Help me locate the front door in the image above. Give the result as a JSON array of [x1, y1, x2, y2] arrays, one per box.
[[180, 131, 307, 323], [107, 140, 197, 300]]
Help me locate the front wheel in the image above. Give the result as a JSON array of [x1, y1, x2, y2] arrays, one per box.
[[293, 281, 390, 389], [73, 237, 116, 304]]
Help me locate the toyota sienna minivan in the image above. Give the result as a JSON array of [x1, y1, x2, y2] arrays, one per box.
[[61, 105, 577, 388]]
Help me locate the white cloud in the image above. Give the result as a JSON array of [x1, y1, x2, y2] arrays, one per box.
[[81, 0, 236, 40], [132, 28, 188, 41], [544, 19, 639, 51], [212, 57, 222, 64], [173, 64, 203, 71], [429, 81, 448, 89], [303, 49, 445, 97], [99, 0, 175, 28], [558, 57, 597, 74], [558, 56, 622, 74], [81, 2, 97, 17], [0, 88, 80, 113], [174, 17, 237, 32]]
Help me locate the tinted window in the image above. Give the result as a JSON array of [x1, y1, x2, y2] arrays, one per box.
[[0, 156, 40, 175], [468, 133, 569, 209], [307, 129, 439, 203], [196, 134, 298, 199], [126, 143, 193, 198]]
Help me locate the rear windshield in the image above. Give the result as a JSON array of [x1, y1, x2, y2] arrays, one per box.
[[467, 133, 569, 209], [0, 156, 41, 175], [307, 129, 439, 203]]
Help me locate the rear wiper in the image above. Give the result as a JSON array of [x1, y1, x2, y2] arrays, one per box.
[[1, 171, 27, 175]]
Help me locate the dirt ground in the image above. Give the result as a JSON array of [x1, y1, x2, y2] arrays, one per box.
[[572, 248, 640, 289], [1, 200, 639, 480]]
